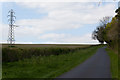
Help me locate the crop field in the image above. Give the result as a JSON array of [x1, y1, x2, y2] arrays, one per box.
[[2, 44, 103, 78], [2, 44, 94, 62], [2, 44, 92, 49]]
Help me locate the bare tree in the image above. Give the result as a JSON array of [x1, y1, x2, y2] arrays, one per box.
[[99, 16, 111, 28]]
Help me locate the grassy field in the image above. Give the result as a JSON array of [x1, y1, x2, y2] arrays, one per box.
[[106, 48, 119, 79], [2, 44, 93, 62], [2, 44, 91, 49], [2, 44, 102, 78]]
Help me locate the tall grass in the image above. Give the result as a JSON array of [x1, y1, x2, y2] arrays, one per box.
[[106, 48, 119, 79], [2, 45, 102, 78], [2, 47, 74, 62], [2, 46, 91, 62]]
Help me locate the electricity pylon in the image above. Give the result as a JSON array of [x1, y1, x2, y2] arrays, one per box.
[[7, 9, 18, 46]]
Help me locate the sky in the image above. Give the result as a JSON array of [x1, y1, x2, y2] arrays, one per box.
[[0, 1, 118, 44]]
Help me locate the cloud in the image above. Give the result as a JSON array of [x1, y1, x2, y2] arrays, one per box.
[[15, 3, 116, 29], [39, 33, 66, 40], [17, 2, 116, 24], [1, 0, 119, 2], [1, 2, 117, 44], [38, 33, 99, 44], [0, 23, 8, 43], [16, 18, 80, 35]]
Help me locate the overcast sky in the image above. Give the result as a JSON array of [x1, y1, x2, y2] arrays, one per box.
[[0, 1, 118, 44]]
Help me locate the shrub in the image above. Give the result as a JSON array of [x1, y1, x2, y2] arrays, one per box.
[[2, 47, 83, 62]]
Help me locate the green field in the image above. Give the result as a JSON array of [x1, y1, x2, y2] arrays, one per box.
[[106, 48, 119, 79], [2, 44, 102, 78], [2, 44, 92, 49], [2, 44, 93, 62]]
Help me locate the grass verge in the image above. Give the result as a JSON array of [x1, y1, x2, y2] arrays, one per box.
[[2, 45, 102, 78], [106, 48, 119, 79]]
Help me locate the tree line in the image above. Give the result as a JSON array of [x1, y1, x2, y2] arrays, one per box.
[[92, 7, 120, 53]]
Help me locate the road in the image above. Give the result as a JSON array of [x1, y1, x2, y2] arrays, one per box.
[[57, 47, 111, 78]]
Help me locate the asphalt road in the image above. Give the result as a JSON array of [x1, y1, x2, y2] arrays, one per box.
[[57, 47, 111, 78]]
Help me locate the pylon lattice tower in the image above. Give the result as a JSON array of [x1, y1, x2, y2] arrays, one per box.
[[7, 9, 18, 45]]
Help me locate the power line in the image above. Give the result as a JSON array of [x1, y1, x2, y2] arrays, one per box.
[[7, 9, 18, 46]]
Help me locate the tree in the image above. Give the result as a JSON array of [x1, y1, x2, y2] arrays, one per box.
[[115, 7, 120, 41], [104, 8, 119, 50], [92, 26, 104, 44], [92, 16, 111, 44], [93, 7, 119, 52], [93, 1, 119, 53], [99, 16, 111, 28]]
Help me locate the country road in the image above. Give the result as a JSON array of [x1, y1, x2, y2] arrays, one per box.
[[57, 47, 111, 78]]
